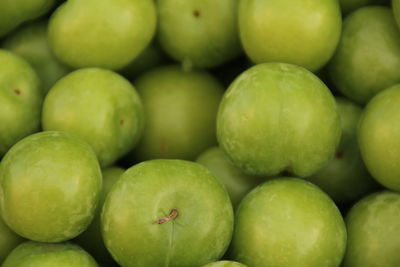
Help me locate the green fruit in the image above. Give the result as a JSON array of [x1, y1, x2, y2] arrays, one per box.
[[0, 0, 56, 37], [3, 21, 70, 93], [328, 6, 400, 104], [343, 191, 400, 267], [203, 261, 247, 267], [48, 0, 157, 70], [358, 84, 400, 191], [157, 0, 241, 68], [308, 97, 378, 204], [238, 0, 341, 72], [102, 160, 234, 267], [42, 68, 144, 167], [196, 147, 261, 208], [231, 178, 347, 267], [0, 212, 23, 263], [0, 49, 42, 157], [217, 63, 340, 177], [2, 241, 98, 267], [0, 131, 102, 242], [75, 167, 124, 265], [132, 65, 223, 161], [340, 0, 388, 15]]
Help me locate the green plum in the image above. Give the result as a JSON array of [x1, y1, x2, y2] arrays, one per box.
[[75, 167, 124, 265], [358, 84, 400, 191], [231, 178, 347, 267], [340, 0, 388, 15], [203, 261, 247, 267], [0, 131, 102, 242], [308, 97, 378, 204], [131, 65, 224, 161], [48, 0, 157, 70], [102, 160, 234, 267], [0, 212, 23, 263], [42, 68, 144, 167], [328, 6, 400, 104], [0, 0, 56, 37], [196, 147, 261, 208], [2, 241, 98, 267], [343, 191, 400, 267], [238, 0, 341, 72], [217, 63, 340, 177], [0, 49, 42, 157], [157, 0, 241, 68], [3, 21, 70, 93]]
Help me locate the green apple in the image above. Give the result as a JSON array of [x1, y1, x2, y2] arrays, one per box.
[[42, 68, 144, 167], [0, 212, 23, 263], [231, 178, 346, 267], [203, 261, 247, 267], [238, 0, 341, 72], [102, 160, 233, 267], [2, 241, 98, 266], [3, 21, 70, 93], [308, 97, 378, 204], [342, 191, 400, 267], [131, 65, 224, 161], [358, 84, 400, 191], [0, 49, 42, 157], [48, 0, 156, 70], [328, 6, 400, 104], [157, 0, 241, 68], [0, 131, 102, 242], [217, 63, 340, 177], [340, 0, 388, 15], [196, 147, 261, 208], [75, 167, 124, 265], [0, 0, 56, 37]]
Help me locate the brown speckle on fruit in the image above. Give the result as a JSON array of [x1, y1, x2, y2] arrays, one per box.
[[193, 10, 200, 18], [14, 89, 21, 95], [336, 152, 343, 159], [120, 120, 124, 126]]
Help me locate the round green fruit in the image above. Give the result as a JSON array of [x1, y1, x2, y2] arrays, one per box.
[[48, 0, 157, 70], [196, 147, 261, 208], [0, 49, 42, 157], [157, 0, 241, 68], [308, 97, 378, 204], [102, 160, 234, 267], [2, 241, 98, 267], [340, 0, 388, 15], [358, 84, 400, 191], [343, 191, 400, 267], [42, 68, 144, 167], [132, 65, 223, 161], [238, 0, 341, 72], [203, 261, 247, 267], [217, 63, 340, 177], [328, 6, 400, 104], [0, 131, 102, 242], [3, 21, 70, 93], [231, 178, 347, 267]]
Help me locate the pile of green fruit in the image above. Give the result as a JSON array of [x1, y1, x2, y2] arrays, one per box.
[[1, 0, 400, 266]]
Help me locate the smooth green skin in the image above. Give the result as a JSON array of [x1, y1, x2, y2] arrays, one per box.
[[340, 0, 388, 15], [0, 49, 42, 157], [358, 84, 400, 191], [239, 0, 341, 72], [42, 68, 144, 167], [3, 21, 70, 93], [308, 97, 378, 204], [132, 65, 224, 161], [394, 0, 400, 28], [75, 167, 124, 265], [343, 191, 400, 267], [0, 0, 55, 37], [231, 178, 347, 267], [203, 261, 247, 267], [328, 6, 400, 105], [0, 213, 23, 263], [217, 63, 341, 177], [102, 160, 234, 267], [121, 42, 168, 79], [2, 241, 98, 267], [157, 0, 241, 68], [196, 147, 261, 209], [48, 0, 156, 70], [0, 131, 102, 242]]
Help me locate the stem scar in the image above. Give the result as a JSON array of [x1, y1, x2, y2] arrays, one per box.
[[157, 209, 179, 224]]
